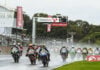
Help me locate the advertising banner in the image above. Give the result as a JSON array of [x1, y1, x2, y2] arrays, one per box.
[[87, 55, 100, 61], [37, 17, 59, 22], [16, 6, 24, 28], [51, 22, 68, 27], [47, 24, 51, 32]]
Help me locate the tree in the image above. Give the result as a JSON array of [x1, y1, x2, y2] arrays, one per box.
[[34, 13, 48, 17], [22, 12, 100, 43], [23, 14, 32, 35]]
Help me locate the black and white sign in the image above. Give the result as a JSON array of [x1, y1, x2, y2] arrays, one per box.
[[37, 17, 59, 22]]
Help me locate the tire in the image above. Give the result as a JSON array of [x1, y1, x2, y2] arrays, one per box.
[[43, 62, 45, 67], [13, 54, 19, 63], [61, 53, 67, 62], [14, 57, 16, 63], [29, 54, 36, 65], [33, 59, 36, 65], [30, 60, 33, 65], [16, 56, 19, 63], [46, 62, 48, 67], [42, 55, 48, 67]]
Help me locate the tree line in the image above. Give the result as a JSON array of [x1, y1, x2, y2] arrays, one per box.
[[23, 13, 100, 44]]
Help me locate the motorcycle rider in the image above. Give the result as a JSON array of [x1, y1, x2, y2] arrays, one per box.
[[88, 48, 93, 55], [69, 47, 76, 61], [26, 44, 37, 65], [82, 48, 88, 60], [60, 46, 68, 62], [75, 48, 82, 60], [11, 44, 20, 63], [94, 47, 100, 55], [17, 43, 23, 56], [39, 45, 50, 61], [39, 45, 50, 67]]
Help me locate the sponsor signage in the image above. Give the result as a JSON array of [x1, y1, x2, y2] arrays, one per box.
[[51, 22, 68, 27], [47, 24, 51, 32], [87, 55, 100, 61], [37, 17, 59, 22], [16, 6, 24, 28]]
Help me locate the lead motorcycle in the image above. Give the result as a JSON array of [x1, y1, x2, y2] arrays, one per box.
[[12, 52, 20, 63], [28, 54, 36, 65], [26, 49, 37, 65], [11, 47, 20, 63]]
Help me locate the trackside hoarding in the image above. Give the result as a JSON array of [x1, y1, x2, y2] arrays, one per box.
[[87, 55, 100, 61], [16, 6, 24, 28], [37, 17, 60, 22]]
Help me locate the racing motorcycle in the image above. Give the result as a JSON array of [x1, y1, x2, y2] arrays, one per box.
[[26, 49, 37, 65], [61, 53, 68, 62], [39, 53, 49, 67], [12, 52, 20, 63], [11, 47, 20, 63]]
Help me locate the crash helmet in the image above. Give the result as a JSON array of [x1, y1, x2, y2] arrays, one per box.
[[29, 44, 33, 47]]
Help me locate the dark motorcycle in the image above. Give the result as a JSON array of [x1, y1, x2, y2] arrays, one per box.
[[61, 53, 68, 62], [40, 54, 49, 67], [12, 52, 20, 63], [28, 54, 37, 65]]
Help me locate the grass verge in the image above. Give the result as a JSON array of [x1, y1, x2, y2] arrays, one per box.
[[54, 61, 100, 70]]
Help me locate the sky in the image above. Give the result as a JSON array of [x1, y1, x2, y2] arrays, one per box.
[[0, 0, 100, 25]]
